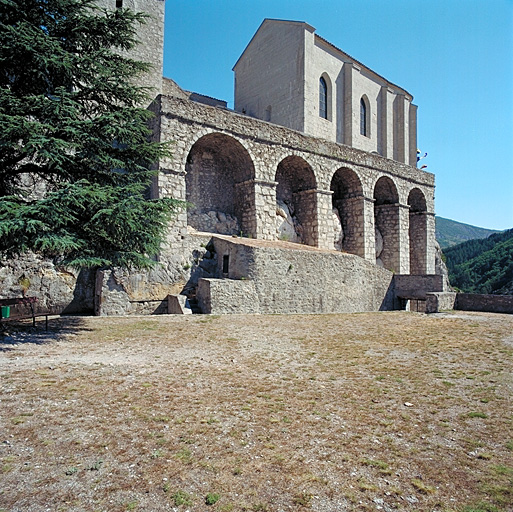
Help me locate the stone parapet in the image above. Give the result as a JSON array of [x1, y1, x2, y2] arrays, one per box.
[[197, 278, 260, 314]]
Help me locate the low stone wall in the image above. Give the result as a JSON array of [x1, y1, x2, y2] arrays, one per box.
[[197, 278, 260, 314], [426, 292, 513, 314], [425, 292, 457, 313], [395, 274, 444, 299], [456, 293, 513, 314], [208, 236, 395, 314]]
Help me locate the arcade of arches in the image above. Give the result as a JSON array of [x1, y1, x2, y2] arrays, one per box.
[[181, 130, 433, 275]]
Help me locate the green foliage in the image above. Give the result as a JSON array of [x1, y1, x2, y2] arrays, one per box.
[[205, 492, 220, 506], [436, 216, 499, 249], [0, 0, 182, 268], [172, 490, 193, 506], [444, 229, 513, 294]]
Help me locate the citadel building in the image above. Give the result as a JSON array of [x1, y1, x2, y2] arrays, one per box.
[[3, 1, 448, 315]]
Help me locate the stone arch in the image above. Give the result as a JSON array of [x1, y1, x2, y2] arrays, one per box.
[[374, 176, 400, 271], [330, 167, 365, 255], [185, 132, 256, 236], [408, 188, 428, 274], [275, 155, 317, 246]]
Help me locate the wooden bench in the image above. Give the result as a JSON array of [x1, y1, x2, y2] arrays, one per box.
[[0, 297, 52, 330]]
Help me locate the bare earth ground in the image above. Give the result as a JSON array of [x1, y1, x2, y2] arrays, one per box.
[[0, 311, 512, 512]]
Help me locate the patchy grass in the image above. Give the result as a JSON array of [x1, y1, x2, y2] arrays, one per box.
[[1, 311, 512, 511]]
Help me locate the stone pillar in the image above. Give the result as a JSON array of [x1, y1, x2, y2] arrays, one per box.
[[294, 189, 318, 247], [408, 104, 418, 167], [315, 189, 334, 250], [363, 197, 376, 263], [409, 210, 427, 274], [393, 95, 406, 164], [157, 168, 188, 245], [343, 63, 353, 147], [234, 179, 257, 238], [378, 86, 388, 158], [426, 212, 436, 274], [340, 195, 366, 258], [374, 203, 401, 273], [398, 203, 410, 274], [253, 179, 278, 240]]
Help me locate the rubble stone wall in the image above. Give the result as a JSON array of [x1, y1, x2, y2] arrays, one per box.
[[154, 95, 436, 276], [208, 236, 395, 314]]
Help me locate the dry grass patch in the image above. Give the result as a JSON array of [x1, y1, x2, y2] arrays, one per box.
[[1, 311, 512, 511]]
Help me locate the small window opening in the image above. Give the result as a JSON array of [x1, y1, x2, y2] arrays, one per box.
[[360, 98, 368, 136], [222, 255, 230, 274], [319, 77, 328, 119], [116, 0, 123, 8], [265, 105, 272, 122]]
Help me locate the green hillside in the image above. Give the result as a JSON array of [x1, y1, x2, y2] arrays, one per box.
[[435, 216, 499, 248], [444, 229, 513, 294]]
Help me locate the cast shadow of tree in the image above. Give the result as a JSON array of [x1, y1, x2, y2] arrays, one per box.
[[0, 316, 91, 352]]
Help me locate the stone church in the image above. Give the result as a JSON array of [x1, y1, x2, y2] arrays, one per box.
[[1, 1, 447, 315]]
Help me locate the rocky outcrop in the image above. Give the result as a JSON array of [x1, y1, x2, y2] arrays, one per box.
[[276, 200, 301, 243], [0, 253, 94, 314], [188, 210, 239, 235], [434, 241, 452, 291]]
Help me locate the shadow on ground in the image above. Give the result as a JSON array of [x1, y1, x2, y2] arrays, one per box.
[[0, 316, 91, 352]]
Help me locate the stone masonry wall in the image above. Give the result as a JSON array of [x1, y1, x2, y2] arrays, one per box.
[[455, 294, 513, 314], [207, 236, 395, 314], [155, 94, 436, 276]]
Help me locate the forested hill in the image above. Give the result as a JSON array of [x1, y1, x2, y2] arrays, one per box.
[[444, 229, 513, 294], [436, 216, 499, 248]]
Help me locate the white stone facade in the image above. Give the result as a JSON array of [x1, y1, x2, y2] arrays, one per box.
[[234, 19, 417, 166]]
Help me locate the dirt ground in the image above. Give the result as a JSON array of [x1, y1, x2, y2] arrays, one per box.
[[1, 311, 512, 512]]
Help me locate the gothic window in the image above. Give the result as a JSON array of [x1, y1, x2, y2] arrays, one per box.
[[360, 97, 369, 136], [116, 0, 123, 8], [319, 77, 328, 119]]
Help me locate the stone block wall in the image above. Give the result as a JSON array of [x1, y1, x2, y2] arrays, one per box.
[[395, 274, 444, 299], [208, 235, 395, 314], [455, 294, 513, 314], [154, 94, 436, 277], [197, 278, 260, 315]]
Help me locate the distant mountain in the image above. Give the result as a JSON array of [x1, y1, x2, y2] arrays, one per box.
[[444, 229, 513, 295], [435, 216, 500, 249]]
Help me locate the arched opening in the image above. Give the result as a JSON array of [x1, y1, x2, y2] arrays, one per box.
[[275, 156, 317, 246], [408, 188, 428, 274], [185, 133, 256, 236], [330, 168, 364, 255], [319, 74, 332, 121], [360, 95, 370, 137], [374, 176, 400, 271]]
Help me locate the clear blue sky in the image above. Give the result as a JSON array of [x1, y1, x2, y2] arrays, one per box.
[[163, 0, 513, 231]]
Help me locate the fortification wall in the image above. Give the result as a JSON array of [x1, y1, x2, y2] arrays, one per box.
[[155, 95, 436, 276], [196, 236, 395, 314]]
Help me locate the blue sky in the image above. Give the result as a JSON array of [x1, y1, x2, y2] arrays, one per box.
[[163, 0, 513, 231]]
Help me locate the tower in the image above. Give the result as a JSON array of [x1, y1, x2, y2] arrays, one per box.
[[95, 0, 165, 99]]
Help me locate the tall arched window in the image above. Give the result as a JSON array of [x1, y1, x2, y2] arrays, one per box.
[[360, 98, 368, 136], [319, 77, 328, 119]]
